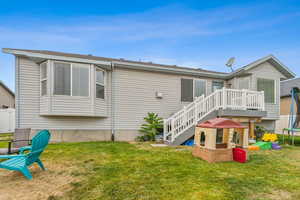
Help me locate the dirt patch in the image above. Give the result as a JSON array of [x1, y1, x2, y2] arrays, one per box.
[[250, 190, 292, 200], [0, 162, 78, 200]]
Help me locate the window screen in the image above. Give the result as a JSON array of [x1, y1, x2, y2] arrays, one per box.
[[194, 80, 206, 97], [54, 62, 71, 95], [181, 78, 193, 102], [212, 81, 223, 92], [96, 69, 105, 99], [257, 78, 275, 103], [216, 129, 223, 144], [41, 62, 47, 79], [72, 64, 89, 97]]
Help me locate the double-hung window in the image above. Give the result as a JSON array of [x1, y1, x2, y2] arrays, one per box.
[[194, 80, 206, 97], [53, 62, 89, 97], [40, 62, 48, 96], [257, 78, 275, 103], [96, 68, 105, 99]]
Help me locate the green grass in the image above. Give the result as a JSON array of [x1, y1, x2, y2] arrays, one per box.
[[0, 133, 13, 148], [278, 134, 300, 146], [38, 142, 300, 200]]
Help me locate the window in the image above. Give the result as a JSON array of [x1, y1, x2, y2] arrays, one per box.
[[54, 62, 71, 95], [181, 78, 193, 102], [53, 62, 90, 97], [194, 80, 206, 97], [216, 128, 223, 144], [212, 81, 223, 92], [238, 77, 250, 89], [40, 62, 48, 96], [257, 78, 275, 103], [72, 64, 89, 97], [232, 132, 240, 145], [181, 79, 206, 102], [200, 132, 205, 146], [96, 68, 105, 99]]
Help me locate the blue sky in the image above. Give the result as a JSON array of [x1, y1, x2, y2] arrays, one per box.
[[1, 0, 300, 91]]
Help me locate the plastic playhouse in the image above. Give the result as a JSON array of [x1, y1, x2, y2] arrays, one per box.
[[192, 118, 248, 163]]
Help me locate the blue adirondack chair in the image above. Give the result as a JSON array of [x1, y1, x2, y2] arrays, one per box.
[[0, 130, 51, 180]]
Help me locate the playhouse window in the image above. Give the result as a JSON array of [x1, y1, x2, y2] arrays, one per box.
[[232, 132, 241, 145], [216, 128, 223, 144], [200, 131, 205, 146]]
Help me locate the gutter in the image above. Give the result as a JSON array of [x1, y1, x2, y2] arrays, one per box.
[[111, 62, 115, 141]]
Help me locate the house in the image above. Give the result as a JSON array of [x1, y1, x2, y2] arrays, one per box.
[[275, 78, 300, 133], [2, 48, 295, 144], [0, 81, 15, 109]]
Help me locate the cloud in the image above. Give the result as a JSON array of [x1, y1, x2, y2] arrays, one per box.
[[1, 3, 298, 48]]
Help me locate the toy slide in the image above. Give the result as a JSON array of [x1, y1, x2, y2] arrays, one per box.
[[252, 141, 272, 150]]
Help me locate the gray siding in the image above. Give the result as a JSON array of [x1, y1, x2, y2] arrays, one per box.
[[247, 62, 284, 119], [113, 68, 222, 130], [16, 56, 283, 132]]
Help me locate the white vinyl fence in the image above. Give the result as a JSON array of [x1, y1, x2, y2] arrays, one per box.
[[0, 108, 15, 133]]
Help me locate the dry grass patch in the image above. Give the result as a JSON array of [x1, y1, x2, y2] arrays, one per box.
[[0, 161, 78, 200]]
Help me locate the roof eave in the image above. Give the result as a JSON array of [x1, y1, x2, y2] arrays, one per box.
[[3, 48, 228, 79]]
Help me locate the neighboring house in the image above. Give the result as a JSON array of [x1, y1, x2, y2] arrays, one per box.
[[0, 81, 15, 109], [275, 78, 300, 133], [3, 48, 295, 144]]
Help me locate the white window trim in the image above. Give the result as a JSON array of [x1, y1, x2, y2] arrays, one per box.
[[52, 61, 91, 97], [257, 77, 276, 104], [40, 61, 48, 96], [193, 79, 207, 99], [95, 67, 105, 99]]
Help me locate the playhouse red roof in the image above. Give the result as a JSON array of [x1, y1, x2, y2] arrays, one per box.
[[197, 118, 246, 129]]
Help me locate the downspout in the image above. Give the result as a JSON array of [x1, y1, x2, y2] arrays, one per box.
[[111, 62, 115, 141]]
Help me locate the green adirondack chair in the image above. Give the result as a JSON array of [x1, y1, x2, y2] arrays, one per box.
[[0, 130, 51, 180]]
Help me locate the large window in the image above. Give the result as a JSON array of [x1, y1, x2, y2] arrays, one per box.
[[72, 64, 89, 97], [53, 62, 89, 97], [40, 62, 48, 96], [257, 78, 275, 103], [194, 80, 206, 97], [181, 79, 206, 102], [181, 79, 193, 102], [96, 68, 105, 99]]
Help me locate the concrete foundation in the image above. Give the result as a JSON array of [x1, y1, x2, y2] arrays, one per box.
[[29, 129, 140, 143]]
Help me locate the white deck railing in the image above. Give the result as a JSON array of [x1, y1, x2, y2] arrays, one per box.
[[163, 88, 264, 143]]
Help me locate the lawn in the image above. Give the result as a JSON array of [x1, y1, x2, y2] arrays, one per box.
[[0, 141, 300, 200]]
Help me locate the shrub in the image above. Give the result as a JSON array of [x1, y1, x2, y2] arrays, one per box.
[[136, 112, 163, 141], [255, 125, 266, 140]]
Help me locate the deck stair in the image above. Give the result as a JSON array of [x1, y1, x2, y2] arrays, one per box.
[[163, 88, 265, 145]]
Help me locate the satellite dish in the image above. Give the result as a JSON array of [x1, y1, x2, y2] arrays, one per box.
[[226, 57, 235, 72]]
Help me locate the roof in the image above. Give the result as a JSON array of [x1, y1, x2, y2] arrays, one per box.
[[228, 54, 295, 79], [0, 81, 14, 97], [280, 77, 300, 97], [197, 118, 246, 129], [2, 48, 228, 78], [2, 48, 295, 80]]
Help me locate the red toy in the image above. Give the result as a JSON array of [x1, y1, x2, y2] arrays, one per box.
[[233, 148, 247, 163]]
